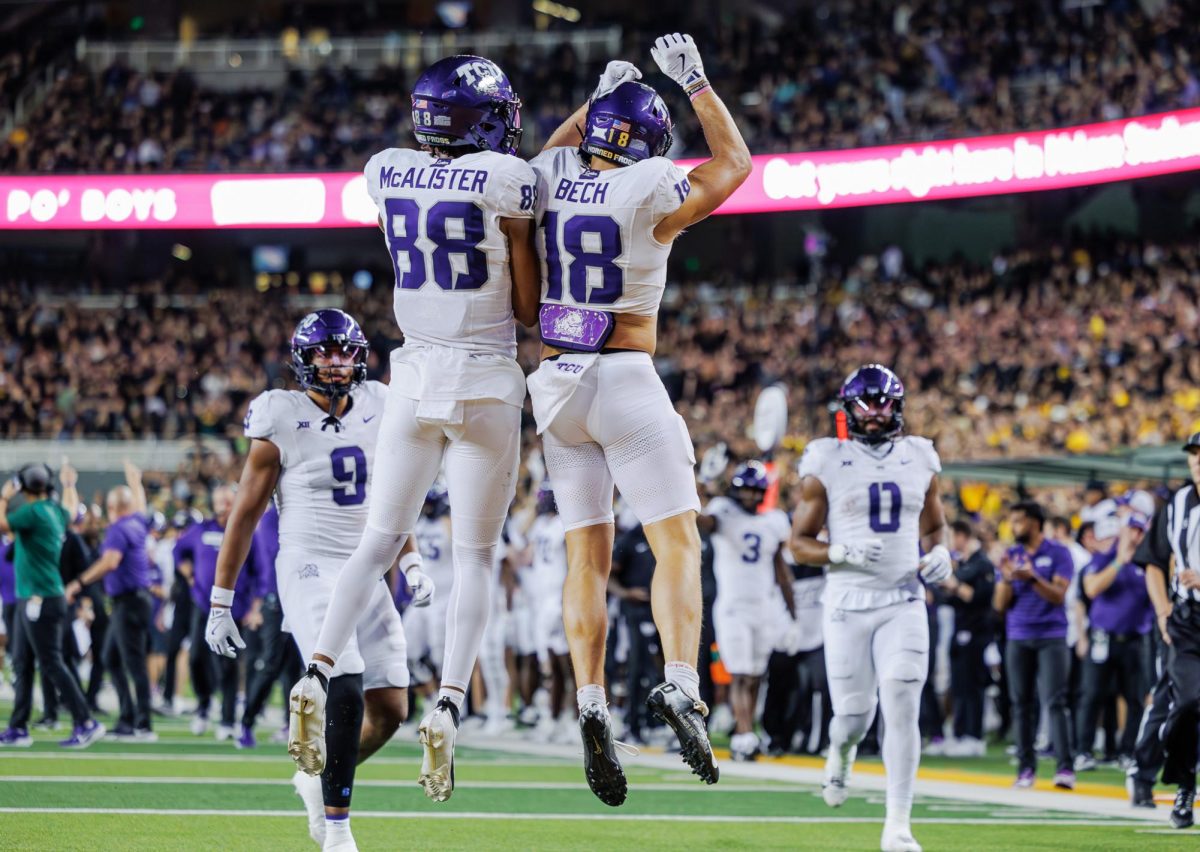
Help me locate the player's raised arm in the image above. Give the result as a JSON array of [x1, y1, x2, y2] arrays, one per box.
[[541, 61, 643, 151], [651, 34, 752, 244], [206, 438, 281, 657]]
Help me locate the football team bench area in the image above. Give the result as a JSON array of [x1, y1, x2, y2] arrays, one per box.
[[0, 705, 1186, 851]]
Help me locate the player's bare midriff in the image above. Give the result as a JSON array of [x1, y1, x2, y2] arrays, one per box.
[[539, 311, 658, 360]]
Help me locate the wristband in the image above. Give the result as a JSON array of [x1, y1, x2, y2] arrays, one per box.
[[827, 543, 846, 564], [210, 586, 235, 608], [686, 79, 712, 101], [399, 551, 423, 577]]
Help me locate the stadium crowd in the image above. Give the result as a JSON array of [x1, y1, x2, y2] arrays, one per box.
[[3, 237, 1198, 469], [5, 0, 1200, 172]]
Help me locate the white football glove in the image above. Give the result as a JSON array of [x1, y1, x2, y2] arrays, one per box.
[[919, 544, 953, 585], [206, 604, 246, 658], [827, 538, 884, 568], [592, 60, 642, 103], [651, 32, 709, 99], [401, 551, 435, 608]]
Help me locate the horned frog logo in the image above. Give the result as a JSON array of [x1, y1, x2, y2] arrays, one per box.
[[553, 308, 585, 340]]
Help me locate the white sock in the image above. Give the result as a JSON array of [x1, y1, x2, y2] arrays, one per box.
[[325, 814, 351, 837], [437, 688, 464, 712], [311, 659, 333, 680], [664, 661, 700, 698], [880, 678, 921, 824], [576, 683, 607, 711]]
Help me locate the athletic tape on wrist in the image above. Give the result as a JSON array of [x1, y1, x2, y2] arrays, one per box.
[[399, 551, 423, 577], [210, 586, 235, 607]]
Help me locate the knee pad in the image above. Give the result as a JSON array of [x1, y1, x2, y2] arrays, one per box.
[[357, 526, 409, 571], [838, 691, 874, 717], [885, 660, 926, 684], [322, 673, 365, 809]]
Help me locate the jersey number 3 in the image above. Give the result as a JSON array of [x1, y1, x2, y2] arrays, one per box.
[[330, 446, 367, 506], [868, 482, 902, 533], [385, 198, 488, 291]]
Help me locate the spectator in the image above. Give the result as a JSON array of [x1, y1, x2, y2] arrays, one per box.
[[0, 461, 104, 749], [65, 462, 156, 741], [939, 519, 995, 757], [993, 500, 1075, 789], [1075, 513, 1152, 771]]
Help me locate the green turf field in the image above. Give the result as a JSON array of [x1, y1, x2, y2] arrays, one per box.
[[0, 708, 1193, 851]]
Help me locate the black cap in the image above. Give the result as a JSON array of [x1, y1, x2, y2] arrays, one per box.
[[17, 463, 53, 494], [1084, 479, 1107, 494], [1184, 432, 1200, 454]]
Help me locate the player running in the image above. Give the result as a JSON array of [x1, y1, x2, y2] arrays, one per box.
[[290, 54, 541, 803], [697, 461, 795, 762], [790, 365, 951, 852], [526, 34, 751, 804], [405, 484, 454, 695], [206, 309, 419, 852]]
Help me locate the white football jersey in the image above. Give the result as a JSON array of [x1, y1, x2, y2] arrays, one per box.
[[245, 382, 387, 559], [798, 436, 941, 605], [528, 513, 567, 597], [528, 147, 689, 316], [415, 515, 454, 599], [363, 147, 537, 357], [704, 497, 791, 608]]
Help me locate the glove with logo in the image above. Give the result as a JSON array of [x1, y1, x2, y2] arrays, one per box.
[[401, 551, 435, 608], [919, 545, 953, 584], [651, 32, 710, 100], [592, 60, 642, 103]]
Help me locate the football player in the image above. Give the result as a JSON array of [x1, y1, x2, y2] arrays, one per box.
[[206, 310, 418, 852], [526, 34, 751, 804], [404, 483, 454, 698], [790, 365, 951, 852], [290, 54, 541, 803], [697, 461, 795, 761], [526, 483, 574, 741]]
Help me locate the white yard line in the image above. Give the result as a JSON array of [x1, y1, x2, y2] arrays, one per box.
[[0, 775, 789, 793], [0, 751, 563, 768], [0, 807, 1155, 826]]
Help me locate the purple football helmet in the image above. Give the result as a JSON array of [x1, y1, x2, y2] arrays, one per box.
[[290, 309, 368, 398], [536, 481, 557, 516], [582, 81, 673, 167], [411, 55, 522, 156], [423, 480, 450, 519], [730, 461, 770, 512], [840, 364, 905, 445]]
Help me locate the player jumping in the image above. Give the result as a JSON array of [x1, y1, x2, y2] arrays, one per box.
[[206, 310, 418, 852], [526, 34, 751, 804], [289, 55, 541, 803], [790, 365, 951, 852]]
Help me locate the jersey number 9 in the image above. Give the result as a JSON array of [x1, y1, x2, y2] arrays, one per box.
[[330, 446, 368, 506]]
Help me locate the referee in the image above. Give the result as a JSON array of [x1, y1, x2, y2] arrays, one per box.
[[1143, 431, 1200, 828]]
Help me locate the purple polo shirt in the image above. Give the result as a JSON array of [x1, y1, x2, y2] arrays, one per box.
[[0, 536, 14, 605], [1084, 549, 1152, 636], [102, 513, 154, 596], [1002, 539, 1074, 641], [252, 504, 279, 599], [174, 519, 258, 620]]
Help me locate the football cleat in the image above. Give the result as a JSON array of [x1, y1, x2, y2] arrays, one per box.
[[292, 769, 325, 845], [1127, 774, 1156, 809], [1171, 787, 1195, 829], [823, 743, 857, 807], [190, 714, 209, 736], [59, 720, 105, 750], [418, 697, 460, 802], [0, 727, 32, 747], [647, 682, 719, 785], [578, 703, 628, 807], [215, 724, 236, 742], [289, 665, 329, 775], [881, 821, 922, 852]]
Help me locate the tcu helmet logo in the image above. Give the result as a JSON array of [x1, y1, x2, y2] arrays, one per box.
[[456, 59, 501, 92]]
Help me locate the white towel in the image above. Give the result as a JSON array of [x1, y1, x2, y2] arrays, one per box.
[[526, 353, 599, 434]]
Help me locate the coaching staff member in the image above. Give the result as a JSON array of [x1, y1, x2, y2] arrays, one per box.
[[1138, 432, 1200, 828], [0, 461, 104, 748]]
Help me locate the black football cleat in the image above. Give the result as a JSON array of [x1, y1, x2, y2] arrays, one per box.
[[1170, 787, 1195, 829], [578, 704, 627, 807], [1127, 775, 1155, 809], [647, 682, 719, 784]]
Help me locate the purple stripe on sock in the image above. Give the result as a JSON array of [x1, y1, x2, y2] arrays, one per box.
[[325, 813, 350, 823]]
